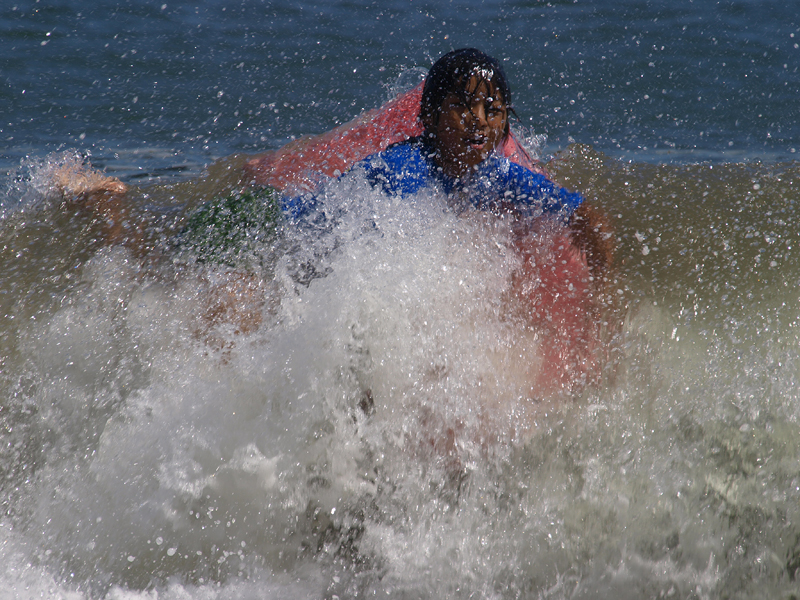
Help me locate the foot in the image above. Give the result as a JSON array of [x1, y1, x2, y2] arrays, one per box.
[[50, 157, 128, 203]]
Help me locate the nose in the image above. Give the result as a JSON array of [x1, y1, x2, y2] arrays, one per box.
[[467, 103, 489, 129]]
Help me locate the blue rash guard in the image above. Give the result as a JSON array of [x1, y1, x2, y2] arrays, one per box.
[[280, 138, 584, 221]]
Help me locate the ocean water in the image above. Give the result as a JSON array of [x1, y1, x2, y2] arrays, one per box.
[[2, 1, 800, 599]]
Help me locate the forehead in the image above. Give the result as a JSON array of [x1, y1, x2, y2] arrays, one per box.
[[454, 73, 504, 102]]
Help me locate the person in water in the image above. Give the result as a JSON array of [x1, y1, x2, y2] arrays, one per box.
[[53, 48, 613, 346], [276, 48, 611, 286], [282, 48, 584, 224]]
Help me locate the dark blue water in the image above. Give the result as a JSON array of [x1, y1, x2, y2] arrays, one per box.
[[3, 2, 800, 599], [2, 0, 798, 182]]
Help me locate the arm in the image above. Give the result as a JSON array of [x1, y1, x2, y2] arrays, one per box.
[[472, 159, 583, 219], [501, 161, 614, 281], [568, 201, 615, 285]]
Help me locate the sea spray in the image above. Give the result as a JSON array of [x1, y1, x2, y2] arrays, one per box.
[[4, 149, 800, 598]]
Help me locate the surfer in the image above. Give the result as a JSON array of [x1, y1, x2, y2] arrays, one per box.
[[56, 47, 610, 270], [246, 47, 612, 289], [52, 48, 614, 362], [271, 49, 584, 224], [247, 48, 612, 295], [258, 47, 614, 317]]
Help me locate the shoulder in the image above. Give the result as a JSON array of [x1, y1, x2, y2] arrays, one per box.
[[369, 139, 427, 171], [483, 155, 545, 180], [477, 155, 584, 214], [361, 139, 433, 196], [476, 155, 550, 190]]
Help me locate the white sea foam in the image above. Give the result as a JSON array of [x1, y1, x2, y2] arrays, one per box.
[[6, 155, 800, 598]]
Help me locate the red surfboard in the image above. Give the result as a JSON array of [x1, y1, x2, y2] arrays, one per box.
[[245, 83, 605, 395]]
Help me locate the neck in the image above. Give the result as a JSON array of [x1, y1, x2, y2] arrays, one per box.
[[420, 135, 471, 181]]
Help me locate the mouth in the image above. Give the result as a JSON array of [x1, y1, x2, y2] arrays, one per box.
[[464, 134, 487, 149]]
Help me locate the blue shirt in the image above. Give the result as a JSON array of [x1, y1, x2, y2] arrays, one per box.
[[281, 139, 584, 221]]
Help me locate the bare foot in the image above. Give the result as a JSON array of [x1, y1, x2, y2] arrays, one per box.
[[51, 158, 128, 203], [43, 155, 152, 253]]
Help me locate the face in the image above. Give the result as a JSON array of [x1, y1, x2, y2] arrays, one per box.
[[426, 75, 508, 179]]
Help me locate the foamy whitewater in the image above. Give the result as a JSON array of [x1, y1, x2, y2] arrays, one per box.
[[1, 153, 608, 598], [3, 142, 800, 599]]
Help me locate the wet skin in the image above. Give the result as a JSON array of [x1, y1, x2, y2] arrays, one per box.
[[424, 75, 509, 180]]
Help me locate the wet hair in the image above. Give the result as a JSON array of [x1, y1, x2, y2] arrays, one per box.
[[419, 48, 513, 138]]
